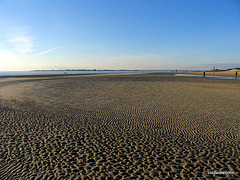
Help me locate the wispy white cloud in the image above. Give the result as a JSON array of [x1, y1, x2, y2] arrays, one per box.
[[10, 35, 34, 54], [5, 26, 35, 54], [37, 46, 64, 56]]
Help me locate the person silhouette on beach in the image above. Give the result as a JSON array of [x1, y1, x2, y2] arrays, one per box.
[[203, 71, 206, 77], [235, 71, 238, 78]]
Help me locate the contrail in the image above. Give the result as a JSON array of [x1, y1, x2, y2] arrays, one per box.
[[37, 46, 64, 56]]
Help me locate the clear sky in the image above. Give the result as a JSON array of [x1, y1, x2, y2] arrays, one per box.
[[0, 0, 240, 70]]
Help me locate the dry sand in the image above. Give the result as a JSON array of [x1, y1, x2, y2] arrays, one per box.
[[187, 70, 239, 77], [0, 73, 239, 179]]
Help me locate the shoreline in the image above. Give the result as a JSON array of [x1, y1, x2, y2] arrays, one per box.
[[0, 72, 173, 79], [2, 70, 238, 79], [0, 73, 101, 79]]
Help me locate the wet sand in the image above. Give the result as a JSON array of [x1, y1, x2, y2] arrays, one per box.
[[0, 73, 239, 179]]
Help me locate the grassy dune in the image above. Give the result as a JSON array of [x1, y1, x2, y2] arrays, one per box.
[[0, 73, 239, 179]]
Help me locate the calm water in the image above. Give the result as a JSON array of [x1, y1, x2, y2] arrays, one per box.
[[0, 70, 184, 76]]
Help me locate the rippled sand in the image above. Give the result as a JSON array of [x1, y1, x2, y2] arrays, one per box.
[[0, 73, 239, 179]]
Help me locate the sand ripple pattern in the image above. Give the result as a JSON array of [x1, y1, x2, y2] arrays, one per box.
[[0, 74, 239, 179]]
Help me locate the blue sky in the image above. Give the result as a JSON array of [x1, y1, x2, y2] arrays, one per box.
[[0, 0, 240, 70]]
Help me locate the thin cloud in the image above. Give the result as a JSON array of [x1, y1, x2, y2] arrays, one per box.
[[8, 26, 34, 54], [10, 36, 34, 54], [37, 46, 64, 56]]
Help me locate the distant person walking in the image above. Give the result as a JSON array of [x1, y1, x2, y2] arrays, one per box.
[[203, 71, 206, 77], [235, 71, 238, 78]]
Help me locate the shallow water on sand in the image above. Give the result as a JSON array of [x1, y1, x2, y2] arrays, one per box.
[[175, 74, 239, 80], [0, 70, 184, 76]]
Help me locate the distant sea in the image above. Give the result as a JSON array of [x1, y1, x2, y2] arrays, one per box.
[[0, 70, 188, 76]]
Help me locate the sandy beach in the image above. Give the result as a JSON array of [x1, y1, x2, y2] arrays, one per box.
[[0, 73, 239, 179], [187, 70, 239, 77]]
